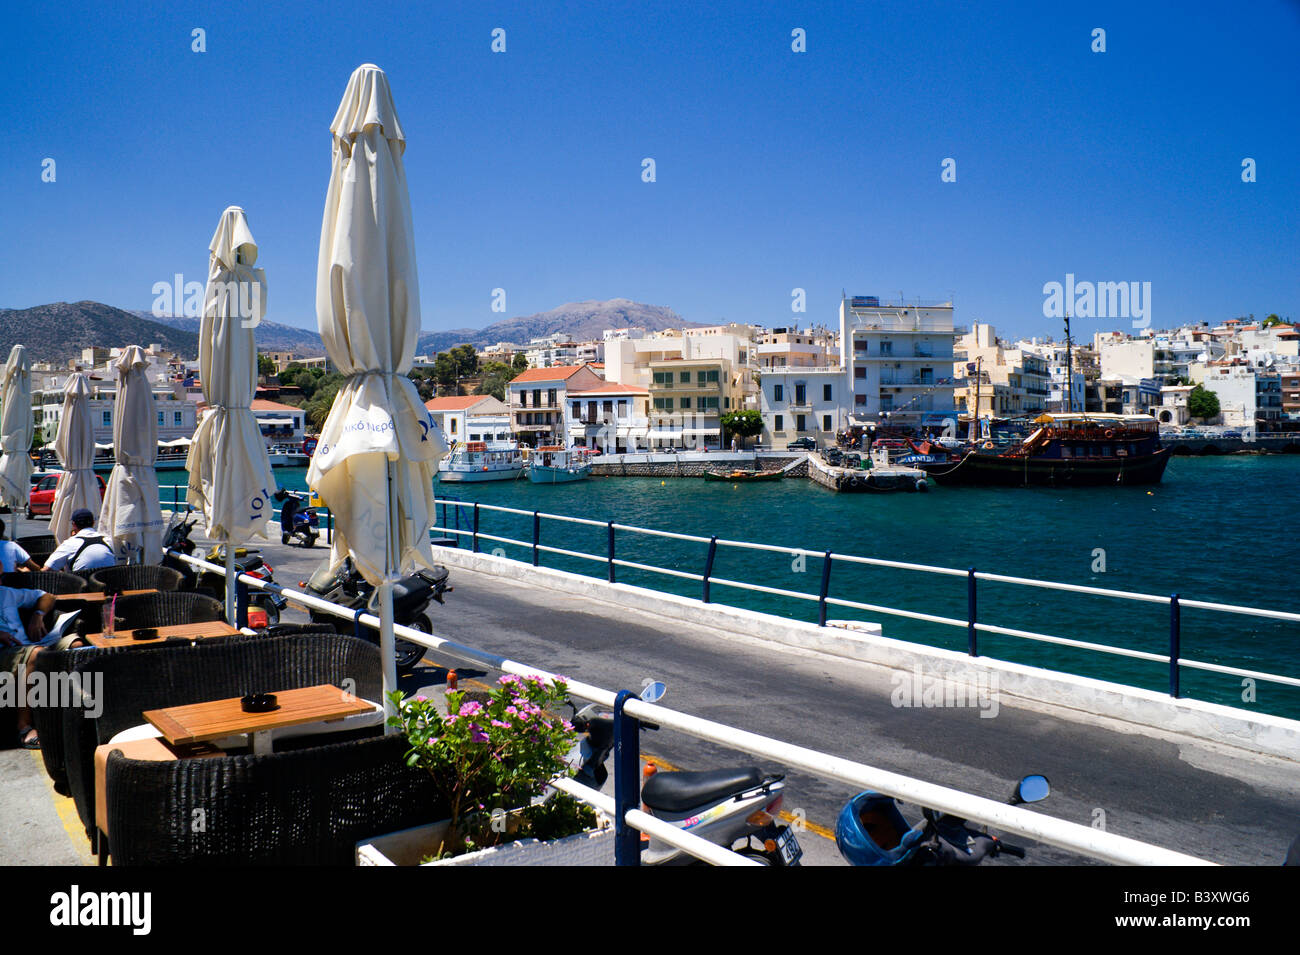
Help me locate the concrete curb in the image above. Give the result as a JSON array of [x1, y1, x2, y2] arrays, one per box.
[[431, 546, 1300, 764]]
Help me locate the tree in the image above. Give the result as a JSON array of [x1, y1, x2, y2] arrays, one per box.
[[512, 352, 529, 373], [475, 361, 517, 401], [1262, 314, 1283, 327], [720, 409, 763, 448], [449, 344, 479, 378], [1187, 384, 1220, 421], [257, 354, 275, 378], [432, 353, 459, 395]]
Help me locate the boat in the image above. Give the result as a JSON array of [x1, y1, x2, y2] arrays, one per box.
[[920, 413, 1172, 487], [438, 441, 526, 482], [266, 444, 312, 467], [702, 468, 784, 482], [527, 445, 591, 484]]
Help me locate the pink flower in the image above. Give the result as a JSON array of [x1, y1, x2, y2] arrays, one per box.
[[561, 720, 574, 732], [468, 723, 489, 743], [458, 701, 483, 718], [490, 719, 511, 729], [499, 674, 522, 686], [504, 705, 518, 717]]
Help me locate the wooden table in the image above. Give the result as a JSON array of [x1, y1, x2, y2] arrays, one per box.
[[53, 588, 159, 603], [86, 621, 240, 648], [144, 684, 377, 755]]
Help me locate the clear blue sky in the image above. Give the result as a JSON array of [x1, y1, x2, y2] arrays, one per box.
[[4, 0, 1297, 341]]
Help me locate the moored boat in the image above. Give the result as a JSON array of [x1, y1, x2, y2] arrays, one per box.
[[439, 440, 525, 482], [527, 445, 591, 484], [702, 468, 784, 482]]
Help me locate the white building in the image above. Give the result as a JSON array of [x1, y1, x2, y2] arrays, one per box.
[[425, 395, 512, 445], [840, 295, 957, 425], [759, 367, 845, 449], [565, 382, 650, 453]]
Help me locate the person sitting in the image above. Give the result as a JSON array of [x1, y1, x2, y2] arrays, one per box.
[[0, 518, 41, 573], [43, 509, 116, 574], [0, 583, 82, 749]]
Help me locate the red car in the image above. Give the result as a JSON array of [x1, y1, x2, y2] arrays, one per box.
[[27, 471, 106, 519]]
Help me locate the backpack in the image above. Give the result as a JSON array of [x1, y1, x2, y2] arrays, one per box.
[[69, 534, 111, 570]]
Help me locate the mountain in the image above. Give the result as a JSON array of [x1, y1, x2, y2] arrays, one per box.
[[139, 312, 326, 356], [416, 299, 696, 354], [0, 301, 200, 363]]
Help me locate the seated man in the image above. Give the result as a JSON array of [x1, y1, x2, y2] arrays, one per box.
[[43, 509, 116, 574], [0, 518, 41, 573], [0, 583, 81, 749]]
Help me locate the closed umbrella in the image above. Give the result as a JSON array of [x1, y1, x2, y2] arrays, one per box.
[[0, 345, 33, 528], [308, 64, 447, 709], [49, 373, 100, 542], [99, 347, 164, 563], [186, 206, 276, 621]]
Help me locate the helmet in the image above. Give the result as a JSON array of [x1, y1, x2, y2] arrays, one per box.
[[835, 792, 926, 866]]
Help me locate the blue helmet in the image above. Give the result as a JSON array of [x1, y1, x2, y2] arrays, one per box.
[[835, 792, 926, 866]]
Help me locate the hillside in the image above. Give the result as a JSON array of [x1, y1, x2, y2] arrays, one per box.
[[0, 301, 200, 363], [140, 312, 326, 356]]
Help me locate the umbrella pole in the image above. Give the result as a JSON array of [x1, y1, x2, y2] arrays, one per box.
[[380, 458, 400, 730], [225, 547, 237, 627]]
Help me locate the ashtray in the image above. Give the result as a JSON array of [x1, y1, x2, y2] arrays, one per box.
[[131, 628, 159, 641], [240, 693, 279, 713]]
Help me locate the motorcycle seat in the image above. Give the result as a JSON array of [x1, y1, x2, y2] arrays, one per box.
[[641, 767, 763, 814]]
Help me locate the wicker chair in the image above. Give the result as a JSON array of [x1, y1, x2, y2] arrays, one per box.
[[110, 592, 225, 630], [87, 564, 183, 594], [28, 644, 134, 790], [1, 570, 88, 593], [63, 632, 383, 854], [16, 534, 57, 554], [105, 734, 445, 865]]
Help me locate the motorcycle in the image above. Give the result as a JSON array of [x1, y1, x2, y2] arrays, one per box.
[[835, 774, 1050, 866], [161, 507, 288, 627], [564, 682, 803, 866], [300, 555, 451, 674], [274, 489, 319, 548]]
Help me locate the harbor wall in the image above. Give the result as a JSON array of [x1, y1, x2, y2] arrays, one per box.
[[588, 451, 806, 478], [1163, 434, 1300, 455], [430, 546, 1300, 764]]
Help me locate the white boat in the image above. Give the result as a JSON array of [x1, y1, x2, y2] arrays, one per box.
[[266, 444, 311, 467], [527, 445, 591, 484], [438, 441, 526, 482]]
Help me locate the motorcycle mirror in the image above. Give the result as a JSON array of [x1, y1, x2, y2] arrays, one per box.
[[1011, 774, 1050, 805], [640, 681, 667, 703]]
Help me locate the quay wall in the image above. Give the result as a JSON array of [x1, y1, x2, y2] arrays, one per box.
[[1164, 434, 1300, 455], [589, 451, 806, 478], [430, 546, 1300, 764]]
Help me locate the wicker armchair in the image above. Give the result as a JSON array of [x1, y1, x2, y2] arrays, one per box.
[[63, 632, 382, 853], [106, 734, 445, 865], [1, 570, 87, 593], [87, 564, 183, 594], [28, 645, 131, 791], [16, 534, 57, 554], [110, 592, 225, 630]]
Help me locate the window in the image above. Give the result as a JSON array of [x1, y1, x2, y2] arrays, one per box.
[[547, 389, 556, 407], [470, 434, 481, 441], [653, 397, 674, 411], [796, 414, 806, 432], [102, 411, 111, 427], [706, 370, 719, 383], [724, 397, 730, 409], [653, 371, 672, 386], [532, 389, 541, 408], [854, 367, 866, 380], [774, 414, 784, 431], [774, 384, 784, 402], [450, 419, 457, 433], [680, 396, 691, 409], [823, 384, 833, 401], [572, 402, 581, 417], [795, 383, 806, 404], [880, 341, 893, 355], [823, 415, 832, 431], [157, 411, 164, 426], [174, 411, 183, 426], [617, 399, 627, 417], [855, 394, 866, 406], [603, 400, 613, 415], [700, 396, 719, 410], [696, 370, 706, 386], [680, 371, 690, 384]]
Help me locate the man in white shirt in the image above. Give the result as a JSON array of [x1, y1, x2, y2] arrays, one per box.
[[0, 518, 42, 573], [43, 509, 117, 574]]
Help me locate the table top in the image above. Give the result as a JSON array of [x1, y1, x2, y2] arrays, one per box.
[[143, 684, 376, 746], [86, 620, 240, 648], [54, 588, 159, 603]]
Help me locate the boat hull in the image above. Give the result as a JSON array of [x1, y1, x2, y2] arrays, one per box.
[[922, 446, 1173, 487], [702, 470, 783, 482], [438, 466, 525, 483], [528, 464, 591, 484]]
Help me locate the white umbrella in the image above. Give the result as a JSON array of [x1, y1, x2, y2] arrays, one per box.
[[308, 64, 447, 710], [99, 346, 164, 563], [49, 373, 100, 543], [0, 345, 33, 527], [186, 206, 276, 621]]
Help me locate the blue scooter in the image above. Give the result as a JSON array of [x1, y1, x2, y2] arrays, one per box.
[[274, 489, 319, 548]]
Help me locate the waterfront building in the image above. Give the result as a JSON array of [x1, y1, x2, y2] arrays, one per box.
[[755, 326, 839, 369], [1157, 385, 1194, 426], [1017, 339, 1087, 412], [646, 357, 739, 450], [1190, 358, 1282, 430], [508, 363, 604, 446], [1283, 369, 1300, 422], [565, 382, 650, 453], [953, 323, 1049, 419], [758, 366, 845, 449], [425, 394, 512, 445], [839, 295, 957, 426], [250, 398, 305, 444], [525, 334, 581, 368]]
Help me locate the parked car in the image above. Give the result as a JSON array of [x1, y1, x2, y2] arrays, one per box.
[[28, 471, 107, 519], [788, 437, 817, 450]]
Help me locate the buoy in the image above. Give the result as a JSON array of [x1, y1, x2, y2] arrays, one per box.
[[660, 480, 665, 486]]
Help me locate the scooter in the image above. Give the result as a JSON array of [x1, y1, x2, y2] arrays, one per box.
[[564, 683, 803, 866], [835, 774, 1050, 866], [300, 555, 451, 674], [274, 489, 319, 548], [161, 507, 287, 626]]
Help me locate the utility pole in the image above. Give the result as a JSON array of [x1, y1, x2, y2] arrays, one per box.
[[1063, 315, 1074, 414]]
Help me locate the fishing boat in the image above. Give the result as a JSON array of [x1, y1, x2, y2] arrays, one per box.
[[527, 445, 591, 484], [702, 468, 784, 482], [438, 440, 525, 482], [920, 413, 1171, 487]]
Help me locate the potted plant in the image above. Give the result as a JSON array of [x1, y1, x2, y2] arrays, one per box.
[[357, 673, 612, 865]]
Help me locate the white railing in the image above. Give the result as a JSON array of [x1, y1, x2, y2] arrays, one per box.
[[169, 547, 1218, 866]]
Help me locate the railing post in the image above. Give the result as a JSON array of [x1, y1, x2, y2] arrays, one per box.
[[472, 503, 480, 553], [454, 501, 461, 535], [532, 511, 540, 566], [326, 508, 332, 545], [1169, 593, 1181, 698], [612, 689, 641, 867], [607, 522, 615, 583], [235, 575, 249, 630], [702, 536, 718, 602], [353, 607, 367, 643], [818, 551, 832, 626], [967, 567, 978, 656]]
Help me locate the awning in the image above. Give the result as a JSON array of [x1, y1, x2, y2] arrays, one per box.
[[256, 416, 297, 426]]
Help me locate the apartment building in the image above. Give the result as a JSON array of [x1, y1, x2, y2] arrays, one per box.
[[565, 382, 650, 453], [645, 357, 737, 450], [759, 367, 845, 449], [425, 394, 511, 445], [507, 363, 604, 446], [839, 295, 957, 424]]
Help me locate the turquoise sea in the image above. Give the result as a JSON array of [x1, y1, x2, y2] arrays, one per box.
[[158, 456, 1300, 719]]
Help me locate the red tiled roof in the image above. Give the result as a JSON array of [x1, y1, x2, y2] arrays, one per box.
[[568, 382, 649, 396], [425, 395, 492, 411], [250, 398, 301, 412], [510, 364, 593, 383]]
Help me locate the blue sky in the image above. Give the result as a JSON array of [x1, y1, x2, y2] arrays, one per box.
[[3, 0, 1297, 341]]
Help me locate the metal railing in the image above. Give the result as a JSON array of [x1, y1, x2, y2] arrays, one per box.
[[429, 498, 1300, 704], [170, 547, 1216, 866]]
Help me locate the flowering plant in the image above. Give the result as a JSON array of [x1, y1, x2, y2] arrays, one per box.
[[387, 673, 592, 856]]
